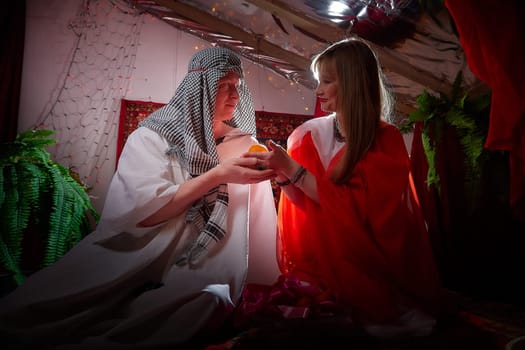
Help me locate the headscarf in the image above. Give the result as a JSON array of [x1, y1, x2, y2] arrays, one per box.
[[139, 46, 256, 267]]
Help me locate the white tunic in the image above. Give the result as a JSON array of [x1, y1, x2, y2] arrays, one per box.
[[0, 127, 280, 348]]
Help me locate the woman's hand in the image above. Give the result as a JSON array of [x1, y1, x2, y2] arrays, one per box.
[[243, 140, 318, 205], [243, 140, 301, 179]]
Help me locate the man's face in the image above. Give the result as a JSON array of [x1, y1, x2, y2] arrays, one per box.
[[214, 71, 240, 121]]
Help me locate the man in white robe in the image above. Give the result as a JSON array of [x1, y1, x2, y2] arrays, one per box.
[[0, 46, 280, 349]]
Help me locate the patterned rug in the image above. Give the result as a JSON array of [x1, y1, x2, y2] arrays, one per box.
[[118, 99, 313, 207], [187, 297, 525, 350], [117, 99, 167, 162]]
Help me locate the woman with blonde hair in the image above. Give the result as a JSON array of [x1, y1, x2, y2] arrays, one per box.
[[247, 38, 444, 337]]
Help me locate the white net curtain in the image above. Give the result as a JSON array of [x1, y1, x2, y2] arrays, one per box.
[[34, 0, 144, 211]]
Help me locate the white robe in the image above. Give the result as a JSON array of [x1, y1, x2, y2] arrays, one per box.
[[0, 127, 280, 348]]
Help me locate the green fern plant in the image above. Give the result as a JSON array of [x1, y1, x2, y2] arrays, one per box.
[[400, 73, 491, 208], [0, 129, 99, 286]]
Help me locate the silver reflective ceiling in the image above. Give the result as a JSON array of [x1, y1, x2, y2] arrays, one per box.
[[130, 0, 479, 116]]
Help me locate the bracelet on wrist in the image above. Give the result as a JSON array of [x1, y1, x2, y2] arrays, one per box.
[[290, 165, 306, 184], [275, 165, 306, 187]]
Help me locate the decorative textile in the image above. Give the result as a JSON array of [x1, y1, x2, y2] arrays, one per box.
[[117, 99, 165, 162], [207, 296, 524, 350], [277, 116, 442, 325], [233, 273, 344, 329], [254, 111, 313, 148], [118, 100, 313, 207]]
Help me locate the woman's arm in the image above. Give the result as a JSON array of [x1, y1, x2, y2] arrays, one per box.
[[280, 167, 319, 204]]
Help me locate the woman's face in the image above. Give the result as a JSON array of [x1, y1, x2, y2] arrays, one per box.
[[214, 71, 240, 121], [315, 61, 338, 113]]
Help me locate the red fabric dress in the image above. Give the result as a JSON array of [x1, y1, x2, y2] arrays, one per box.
[[276, 118, 442, 325]]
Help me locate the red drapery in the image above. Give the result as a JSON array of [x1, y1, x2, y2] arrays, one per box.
[[408, 2, 525, 301], [445, 0, 525, 223]]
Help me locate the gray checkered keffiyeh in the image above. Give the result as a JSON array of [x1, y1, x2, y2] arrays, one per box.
[[139, 46, 256, 267]]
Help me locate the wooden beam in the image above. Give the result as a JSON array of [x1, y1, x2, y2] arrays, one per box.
[[246, 0, 452, 96], [153, 0, 311, 71]]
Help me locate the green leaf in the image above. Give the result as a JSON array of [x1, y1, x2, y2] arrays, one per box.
[[0, 129, 100, 285], [411, 70, 491, 210], [0, 165, 25, 281]]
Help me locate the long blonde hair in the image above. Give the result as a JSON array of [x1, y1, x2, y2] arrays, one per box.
[[311, 38, 393, 184]]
